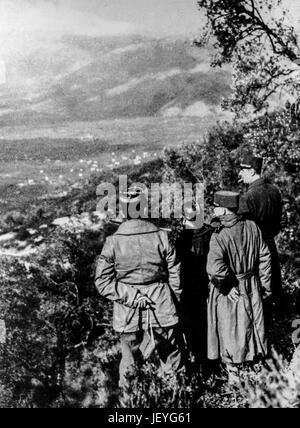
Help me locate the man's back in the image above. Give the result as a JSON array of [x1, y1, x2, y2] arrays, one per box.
[[207, 217, 271, 287], [239, 178, 282, 238], [206, 214, 271, 364], [109, 219, 171, 286], [95, 219, 181, 333], [95, 218, 184, 385]]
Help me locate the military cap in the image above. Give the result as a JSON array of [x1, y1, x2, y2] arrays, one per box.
[[214, 191, 240, 210], [119, 184, 145, 204], [240, 155, 263, 173]]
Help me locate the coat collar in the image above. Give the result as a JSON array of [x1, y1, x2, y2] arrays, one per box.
[[115, 219, 160, 236], [219, 213, 240, 228], [249, 177, 267, 190]]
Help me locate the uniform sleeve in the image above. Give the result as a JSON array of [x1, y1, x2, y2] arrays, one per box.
[[238, 193, 255, 219], [165, 235, 182, 303], [207, 233, 234, 293], [257, 228, 272, 297], [95, 237, 140, 308]]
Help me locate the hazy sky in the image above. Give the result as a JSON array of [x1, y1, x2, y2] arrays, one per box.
[[0, 0, 300, 62], [67, 0, 202, 36], [1, 0, 300, 41], [0, 0, 202, 39], [0, 0, 203, 66]]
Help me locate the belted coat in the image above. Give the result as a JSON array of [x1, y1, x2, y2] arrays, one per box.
[[95, 220, 181, 333], [207, 215, 272, 364]]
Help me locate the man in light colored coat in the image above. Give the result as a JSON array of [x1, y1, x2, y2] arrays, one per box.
[[95, 187, 183, 387]]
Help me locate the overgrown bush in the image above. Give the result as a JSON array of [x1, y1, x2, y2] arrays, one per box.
[[241, 352, 300, 408], [0, 259, 58, 407], [163, 121, 241, 205], [63, 345, 120, 408], [0, 216, 119, 408], [120, 362, 203, 408]]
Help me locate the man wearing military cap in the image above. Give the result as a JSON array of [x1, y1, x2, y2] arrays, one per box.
[[238, 155, 283, 305], [95, 185, 184, 388], [207, 191, 272, 382]]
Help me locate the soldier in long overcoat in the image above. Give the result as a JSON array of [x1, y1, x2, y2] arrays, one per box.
[[238, 155, 283, 305], [95, 187, 184, 387], [207, 191, 272, 379]]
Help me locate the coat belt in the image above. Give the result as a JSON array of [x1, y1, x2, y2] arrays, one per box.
[[235, 268, 258, 281], [210, 267, 258, 293], [118, 277, 168, 286]]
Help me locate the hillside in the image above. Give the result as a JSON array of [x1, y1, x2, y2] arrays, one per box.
[[0, 35, 231, 126]]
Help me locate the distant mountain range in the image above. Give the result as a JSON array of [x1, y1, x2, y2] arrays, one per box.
[[0, 35, 232, 126]]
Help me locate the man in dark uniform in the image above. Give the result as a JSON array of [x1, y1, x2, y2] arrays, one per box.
[[238, 155, 283, 306], [176, 208, 211, 374]]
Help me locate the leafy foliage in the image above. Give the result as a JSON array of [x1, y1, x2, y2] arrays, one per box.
[[0, 258, 65, 408], [0, 219, 118, 408], [196, 0, 300, 115], [163, 121, 242, 208]]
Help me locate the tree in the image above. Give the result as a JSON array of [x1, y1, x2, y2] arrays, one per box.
[[196, 0, 300, 116]]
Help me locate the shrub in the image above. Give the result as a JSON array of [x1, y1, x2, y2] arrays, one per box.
[[63, 345, 120, 408], [241, 352, 300, 408], [163, 121, 241, 206], [0, 215, 119, 407], [120, 362, 203, 408], [0, 259, 58, 408]]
